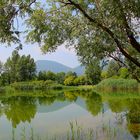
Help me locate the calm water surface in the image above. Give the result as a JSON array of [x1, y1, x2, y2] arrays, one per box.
[[0, 90, 140, 140]]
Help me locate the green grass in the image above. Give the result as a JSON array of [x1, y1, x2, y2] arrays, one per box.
[[96, 78, 139, 91]]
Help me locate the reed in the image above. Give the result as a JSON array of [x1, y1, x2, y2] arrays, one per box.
[[10, 81, 63, 90], [96, 78, 139, 91]]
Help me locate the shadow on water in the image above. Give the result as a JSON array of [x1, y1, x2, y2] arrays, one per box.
[[0, 90, 139, 139]]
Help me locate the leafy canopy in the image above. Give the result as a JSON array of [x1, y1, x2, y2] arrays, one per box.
[[0, 0, 140, 67]]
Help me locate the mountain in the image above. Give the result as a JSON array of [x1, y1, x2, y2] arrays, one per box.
[[36, 60, 71, 73], [72, 65, 85, 75], [36, 60, 85, 75]]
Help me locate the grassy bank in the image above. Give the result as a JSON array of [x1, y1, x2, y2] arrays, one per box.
[[1, 79, 140, 94], [10, 80, 64, 90], [9, 81, 94, 91], [95, 78, 140, 91]]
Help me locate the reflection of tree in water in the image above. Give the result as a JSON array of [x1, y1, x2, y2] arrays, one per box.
[[85, 92, 102, 116], [38, 92, 66, 105], [126, 99, 140, 139], [64, 91, 102, 115], [1, 97, 37, 128], [64, 91, 78, 102], [38, 96, 56, 105], [108, 99, 127, 113]]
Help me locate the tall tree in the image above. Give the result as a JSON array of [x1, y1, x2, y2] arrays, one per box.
[[45, 71, 56, 81], [38, 71, 47, 81], [4, 50, 21, 83], [56, 72, 66, 84], [85, 59, 101, 85], [18, 55, 36, 81], [1, 51, 36, 84]]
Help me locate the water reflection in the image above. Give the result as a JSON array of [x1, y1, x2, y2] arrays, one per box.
[[127, 99, 140, 139], [0, 97, 36, 128], [85, 92, 102, 116], [0, 90, 139, 140]]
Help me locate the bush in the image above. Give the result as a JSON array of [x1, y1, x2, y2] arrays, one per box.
[[74, 76, 87, 86], [101, 71, 108, 79], [64, 76, 76, 86]]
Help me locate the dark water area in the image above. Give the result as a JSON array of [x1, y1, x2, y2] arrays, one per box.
[[0, 90, 139, 140]]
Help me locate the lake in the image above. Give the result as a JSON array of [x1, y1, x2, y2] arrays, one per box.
[[0, 90, 140, 140]]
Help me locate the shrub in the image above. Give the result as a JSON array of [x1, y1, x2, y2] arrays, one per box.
[[74, 76, 87, 86], [64, 76, 76, 86], [101, 71, 108, 79]]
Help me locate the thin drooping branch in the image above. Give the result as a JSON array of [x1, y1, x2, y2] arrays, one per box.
[[66, 0, 140, 67], [108, 54, 127, 67]]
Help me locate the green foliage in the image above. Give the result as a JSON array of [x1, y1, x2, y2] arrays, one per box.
[[0, 72, 11, 86], [45, 71, 56, 81], [18, 55, 36, 81], [1, 97, 36, 128], [119, 67, 129, 79], [37, 71, 47, 81], [0, 50, 36, 85], [101, 71, 108, 80], [126, 50, 140, 82], [25, 0, 140, 67], [74, 75, 87, 86], [55, 72, 65, 84], [0, 0, 140, 68], [0, 0, 34, 45], [96, 79, 139, 91], [85, 92, 102, 115], [65, 71, 77, 79], [107, 60, 120, 78], [0, 87, 5, 93], [38, 71, 65, 84], [64, 76, 76, 86], [85, 59, 101, 85]]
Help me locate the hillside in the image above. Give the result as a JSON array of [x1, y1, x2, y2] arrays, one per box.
[[36, 60, 85, 75], [72, 66, 85, 75]]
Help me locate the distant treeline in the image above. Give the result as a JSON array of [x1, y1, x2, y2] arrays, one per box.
[[0, 50, 140, 88]]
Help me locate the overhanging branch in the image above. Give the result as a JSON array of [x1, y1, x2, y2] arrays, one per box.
[[66, 0, 140, 67]]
